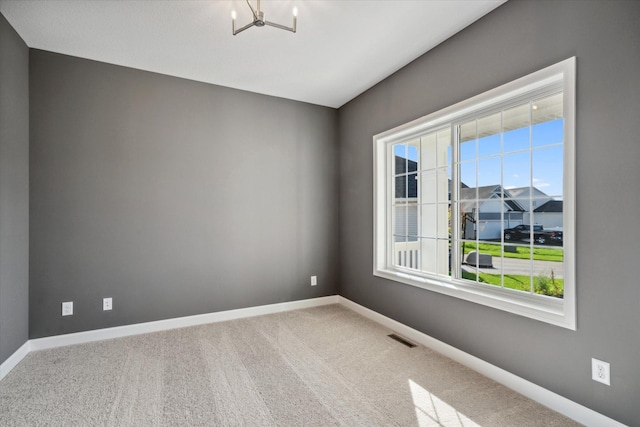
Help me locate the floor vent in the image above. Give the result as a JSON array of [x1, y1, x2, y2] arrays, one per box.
[[388, 334, 417, 348]]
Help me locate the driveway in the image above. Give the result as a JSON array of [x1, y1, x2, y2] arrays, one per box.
[[464, 256, 563, 278]]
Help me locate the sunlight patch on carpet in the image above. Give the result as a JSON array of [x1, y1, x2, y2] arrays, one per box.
[[409, 379, 479, 426]]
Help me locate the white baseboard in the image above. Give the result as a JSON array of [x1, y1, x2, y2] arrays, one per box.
[[0, 294, 623, 426], [29, 295, 339, 351], [0, 341, 30, 381], [338, 296, 624, 427], [1, 295, 338, 380]]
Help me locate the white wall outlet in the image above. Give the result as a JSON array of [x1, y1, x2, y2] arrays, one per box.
[[62, 301, 73, 316], [310, 275, 317, 286], [103, 297, 112, 311], [592, 358, 611, 386]]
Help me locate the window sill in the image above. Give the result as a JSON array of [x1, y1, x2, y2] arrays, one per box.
[[374, 267, 575, 330]]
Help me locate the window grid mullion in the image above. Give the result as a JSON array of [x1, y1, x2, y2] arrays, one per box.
[[452, 125, 460, 281], [474, 120, 480, 280], [528, 101, 534, 294], [500, 109, 505, 290]]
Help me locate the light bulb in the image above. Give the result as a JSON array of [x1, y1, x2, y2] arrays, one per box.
[[293, 7, 298, 17], [231, 10, 237, 20]]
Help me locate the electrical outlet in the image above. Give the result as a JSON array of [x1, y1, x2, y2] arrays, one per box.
[[62, 301, 73, 316], [592, 358, 610, 386], [311, 275, 317, 286], [103, 297, 112, 311]]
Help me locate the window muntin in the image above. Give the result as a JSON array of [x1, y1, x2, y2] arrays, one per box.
[[374, 58, 575, 329]]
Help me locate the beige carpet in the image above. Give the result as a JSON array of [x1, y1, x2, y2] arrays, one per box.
[[0, 304, 579, 426]]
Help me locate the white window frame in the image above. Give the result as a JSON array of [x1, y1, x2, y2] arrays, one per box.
[[373, 57, 576, 329]]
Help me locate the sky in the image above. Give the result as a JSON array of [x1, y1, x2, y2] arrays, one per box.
[[396, 118, 564, 198]]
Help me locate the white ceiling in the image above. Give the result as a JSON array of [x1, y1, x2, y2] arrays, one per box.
[[0, 0, 506, 108]]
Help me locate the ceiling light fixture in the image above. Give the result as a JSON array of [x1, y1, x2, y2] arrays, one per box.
[[231, 0, 297, 35]]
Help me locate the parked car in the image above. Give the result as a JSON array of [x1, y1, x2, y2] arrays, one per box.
[[503, 224, 563, 245]]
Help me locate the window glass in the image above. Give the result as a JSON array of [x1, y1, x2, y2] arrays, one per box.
[[477, 112, 501, 158], [421, 134, 437, 170], [437, 129, 451, 168], [459, 121, 477, 162], [460, 161, 476, 189], [420, 171, 438, 204], [532, 146, 563, 198], [503, 103, 530, 153], [503, 151, 530, 191], [477, 157, 501, 187]]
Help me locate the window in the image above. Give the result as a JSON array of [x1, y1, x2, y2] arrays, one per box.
[[374, 58, 576, 329]]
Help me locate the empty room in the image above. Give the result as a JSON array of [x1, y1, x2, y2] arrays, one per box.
[[0, 0, 638, 425]]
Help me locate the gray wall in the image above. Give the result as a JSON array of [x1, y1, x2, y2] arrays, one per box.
[[6, 1, 639, 422], [338, 0, 639, 424], [29, 50, 339, 338], [0, 14, 29, 365]]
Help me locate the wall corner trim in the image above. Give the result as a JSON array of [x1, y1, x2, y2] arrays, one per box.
[[0, 341, 30, 381], [337, 296, 624, 427], [0, 295, 339, 381]]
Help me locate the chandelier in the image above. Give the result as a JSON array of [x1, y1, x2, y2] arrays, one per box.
[[231, 0, 297, 35]]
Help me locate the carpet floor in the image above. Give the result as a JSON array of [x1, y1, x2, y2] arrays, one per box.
[[0, 304, 580, 426]]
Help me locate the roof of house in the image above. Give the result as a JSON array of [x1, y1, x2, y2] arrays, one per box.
[[394, 156, 418, 198], [392, 159, 550, 214], [395, 156, 418, 174], [507, 186, 549, 198], [534, 200, 563, 212], [459, 185, 523, 212], [459, 185, 501, 201], [394, 157, 465, 199]]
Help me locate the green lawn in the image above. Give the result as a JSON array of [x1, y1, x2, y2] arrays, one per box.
[[462, 241, 563, 262], [461, 270, 564, 298]]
